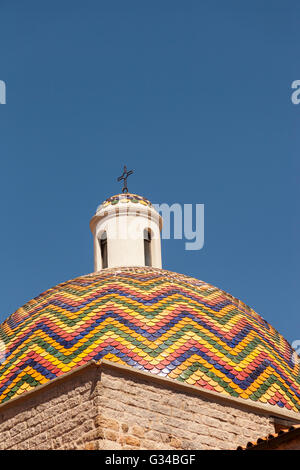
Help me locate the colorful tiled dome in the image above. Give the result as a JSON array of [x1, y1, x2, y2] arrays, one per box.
[[97, 193, 153, 212], [0, 267, 299, 411]]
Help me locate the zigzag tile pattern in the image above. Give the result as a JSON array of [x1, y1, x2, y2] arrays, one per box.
[[0, 267, 299, 411]]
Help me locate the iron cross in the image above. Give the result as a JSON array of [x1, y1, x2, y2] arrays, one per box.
[[117, 165, 134, 193]]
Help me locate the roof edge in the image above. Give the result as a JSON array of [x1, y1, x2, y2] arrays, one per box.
[[0, 359, 299, 423], [238, 425, 300, 450]]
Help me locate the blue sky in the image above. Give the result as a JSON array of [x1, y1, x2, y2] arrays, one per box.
[[0, 1, 298, 343]]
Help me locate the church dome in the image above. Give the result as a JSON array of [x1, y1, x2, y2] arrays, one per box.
[[97, 193, 153, 211], [0, 266, 299, 412]]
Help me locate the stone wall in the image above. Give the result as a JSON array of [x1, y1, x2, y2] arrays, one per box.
[[0, 366, 101, 450], [96, 366, 275, 450], [0, 361, 295, 450]]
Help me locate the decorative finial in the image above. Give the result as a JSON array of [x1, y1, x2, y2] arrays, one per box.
[[117, 165, 134, 193]]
